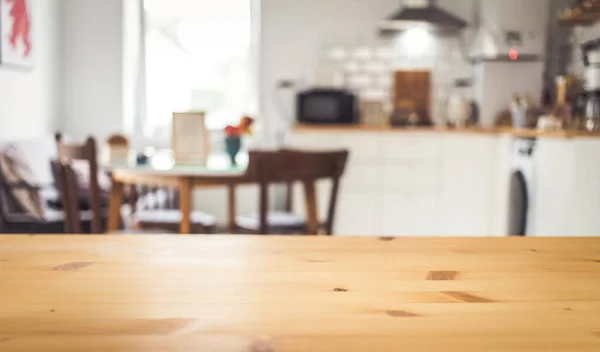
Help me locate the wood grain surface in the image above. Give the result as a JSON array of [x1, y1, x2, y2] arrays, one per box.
[[393, 70, 431, 124], [1, 236, 599, 351]]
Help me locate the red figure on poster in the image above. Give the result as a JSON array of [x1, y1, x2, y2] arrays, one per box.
[[6, 0, 31, 57]]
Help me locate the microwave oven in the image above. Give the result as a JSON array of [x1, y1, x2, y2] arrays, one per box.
[[296, 89, 358, 125]]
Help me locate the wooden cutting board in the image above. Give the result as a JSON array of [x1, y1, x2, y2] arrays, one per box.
[[393, 70, 431, 124]]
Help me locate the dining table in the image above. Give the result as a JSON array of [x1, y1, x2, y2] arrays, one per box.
[[1, 235, 599, 351], [106, 156, 249, 234]]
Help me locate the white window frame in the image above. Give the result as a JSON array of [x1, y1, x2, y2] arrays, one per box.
[[124, 0, 262, 150]]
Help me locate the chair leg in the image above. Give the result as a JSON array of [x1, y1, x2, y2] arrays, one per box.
[[303, 180, 319, 235], [227, 184, 237, 234]]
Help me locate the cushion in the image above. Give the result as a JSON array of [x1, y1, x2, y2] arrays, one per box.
[[43, 209, 95, 222], [235, 211, 305, 230], [0, 147, 44, 220], [135, 209, 217, 227], [70, 160, 111, 190], [0, 137, 57, 187], [2, 205, 108, 224]]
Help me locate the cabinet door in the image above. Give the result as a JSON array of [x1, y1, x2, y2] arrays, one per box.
[[342, 158, 379, 192], [381, 192, 438, 236], [381, 133, 443, 160], [531, 140, 573, 236], [289, 132, 380, 160], [335, 191, 380, 236], [381, 193, 414, 236], [439, 135, 495, 236], [382, 160, 439, 191], [566, 140, 600, 236], [412, 193, 439, 235], [292, 183, 380, 236]]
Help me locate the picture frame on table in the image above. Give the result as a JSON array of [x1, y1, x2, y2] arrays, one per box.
[[0, 0, 34, 69], [172, 112, 211, 165]]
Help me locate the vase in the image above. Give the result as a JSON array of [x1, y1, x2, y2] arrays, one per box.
[[225, 136, 242, 166]]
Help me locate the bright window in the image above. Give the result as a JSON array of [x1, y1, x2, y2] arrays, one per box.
[[143, 0, 256, 139]]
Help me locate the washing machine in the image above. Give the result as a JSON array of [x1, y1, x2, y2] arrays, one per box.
[[508, 138, 537, 236]]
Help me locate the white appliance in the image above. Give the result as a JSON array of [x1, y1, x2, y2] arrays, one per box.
[[508, 138, 536, 236], [586, 51, 600, 90]]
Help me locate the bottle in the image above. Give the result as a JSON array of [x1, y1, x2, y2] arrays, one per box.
[[447, 79, 472, 128], [510, 94, 525, 129]]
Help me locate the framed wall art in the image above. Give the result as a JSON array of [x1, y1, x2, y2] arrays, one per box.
[[172, 112, 211, 165], [0, 0, 34, 68]]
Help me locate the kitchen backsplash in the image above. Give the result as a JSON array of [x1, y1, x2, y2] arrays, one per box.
[[314, 31, 473, 125]]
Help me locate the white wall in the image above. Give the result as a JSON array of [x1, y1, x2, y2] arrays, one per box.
[[259, 0, 482, 141], [59, 0, 124, 142], [260, 0, 400, 144], [58, 0, 553, 142], [0, 0, 59, 140], [57, 0, 411, 144], [475, 62, 545, 128], [481, 0, 549, 30]]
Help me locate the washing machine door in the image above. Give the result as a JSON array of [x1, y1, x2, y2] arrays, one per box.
[[508, 171, 528, 236]]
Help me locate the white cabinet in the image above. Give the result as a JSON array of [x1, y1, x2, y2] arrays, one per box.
[[381, 192, 439, 236], [343, 158, 380, 191], [489, 135, 513, 237], [381, 133, 442, 160], [569, 140, 600, 236], [380, 192, 412, 236], [290, 131, 381, 236], [289, 129, 449, 236], [530, 139, 573, 236], [289, 131, 380, 161], [532, 138, 600, 237], [335, 191, 380, 236], [439, 135, 496, 236], [288, 129, 506, 237], [382, 161, 439, 191], [289, 129, 600, 237]]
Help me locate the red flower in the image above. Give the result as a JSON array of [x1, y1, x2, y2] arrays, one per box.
[[224, 125, 241, 137]]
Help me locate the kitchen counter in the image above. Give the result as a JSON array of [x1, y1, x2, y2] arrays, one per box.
[[2, 235, 600, 351], [293, 124, 600, 139]]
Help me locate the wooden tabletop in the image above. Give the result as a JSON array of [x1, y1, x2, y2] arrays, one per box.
[[1, 236, 600, 351]]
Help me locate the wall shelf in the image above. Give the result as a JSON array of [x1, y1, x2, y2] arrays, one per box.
[[557, 0, 600, 27]]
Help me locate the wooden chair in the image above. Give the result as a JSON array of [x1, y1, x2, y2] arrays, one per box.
[[55, 136, 167, 233], [233, 149, 349, 235], [56, 137, 106, 233], [54, 158, 169, 234], [57, 136, 216, 234], [54, 160, 91, 233]]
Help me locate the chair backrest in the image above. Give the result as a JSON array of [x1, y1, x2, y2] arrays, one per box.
[[53, 160, 83, 233], [244, 149, 349, 235], [56, 137, 103, 233]]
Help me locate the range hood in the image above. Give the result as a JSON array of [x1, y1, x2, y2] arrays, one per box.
[[379, 0, 467, 33], [468, 27, 544, 63], [465, 0, 545, 63]]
